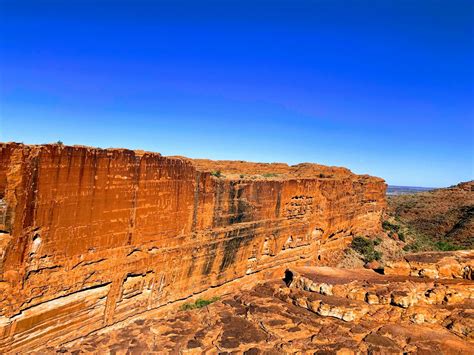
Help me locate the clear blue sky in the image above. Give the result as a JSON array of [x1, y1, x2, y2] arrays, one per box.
[[1, 0, 473, 187]]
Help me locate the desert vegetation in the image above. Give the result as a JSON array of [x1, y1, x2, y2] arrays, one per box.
[[180, 297, 220, 311], [350, 236, 382, 262], [210, 170, 223, 178]]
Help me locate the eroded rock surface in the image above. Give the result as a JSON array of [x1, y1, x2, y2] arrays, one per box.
[[62, 252, 473, 354], [385, 250, 474, 279], [0, 143, 386, 352]]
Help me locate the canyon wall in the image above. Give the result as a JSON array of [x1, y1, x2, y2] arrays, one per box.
[[0, 143, 386, 351], [388, 181, 474, 249]]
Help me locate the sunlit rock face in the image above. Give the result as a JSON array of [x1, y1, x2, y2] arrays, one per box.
[[0, 143, 386, 351]]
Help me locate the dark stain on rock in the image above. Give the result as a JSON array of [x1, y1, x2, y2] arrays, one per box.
[[192, 172, 201, 231], [288, 326, 301, 332], [275, 186, 281, 218], [187, 339, 202, 349], [229, 182, 249, 225], [220, 223, 259, 273], [212, 179, 226, 228], [202, 240, 218, 275], [219, 225, 256, 273], [219, 230, 244, 272], [187, 248, 198, 277]]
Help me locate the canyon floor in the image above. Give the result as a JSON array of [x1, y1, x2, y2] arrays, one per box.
[[57, 251, 473, 354]]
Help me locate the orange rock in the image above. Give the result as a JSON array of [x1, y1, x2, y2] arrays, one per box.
[[36, 262, 474, 354], [364, 260, 382, 270], [0, 143, 387, 351], [385, 251, 474, 280]]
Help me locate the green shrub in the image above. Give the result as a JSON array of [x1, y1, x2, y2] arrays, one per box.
[[240, 174, 245, 179], [373, 238, 382, 246], [435, 241, 458, 251], [398, 232, 406, 242], [382, 220, 399, 233], [262, 173, 278, 178], [180, 297, 220, 311], [403, 241, 422, 252], [211, 170, 222, 178], [351, 236, 382, 262], [57, 140, 64, 145]]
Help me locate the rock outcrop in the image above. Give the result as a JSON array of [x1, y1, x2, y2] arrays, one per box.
[[384, 250, 474, 279], [62, 251, 474, 354], [0, 143, 386, 351]]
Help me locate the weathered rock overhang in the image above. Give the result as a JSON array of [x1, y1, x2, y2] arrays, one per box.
[[0, 143, 386, 351]]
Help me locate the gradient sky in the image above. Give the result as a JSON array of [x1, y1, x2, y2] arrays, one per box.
[[1, 0, 473, 187]]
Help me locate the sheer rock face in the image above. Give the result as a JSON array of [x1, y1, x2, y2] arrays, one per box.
[[0, 143, 386, 351]]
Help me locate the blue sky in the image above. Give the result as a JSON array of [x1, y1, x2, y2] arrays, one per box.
[[1, 0, 473, 187]]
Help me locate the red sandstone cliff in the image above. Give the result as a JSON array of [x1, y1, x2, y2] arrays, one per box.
[[0, 143, 386, 351]]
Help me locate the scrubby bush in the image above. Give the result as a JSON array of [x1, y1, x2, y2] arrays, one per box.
[[211, 170, 222, 178], [351, 236, 382, 262], [398, 232, 406, 242], [262, 173, 278, 178], [403, 241, 422, 252], [403, 238, 461, 253], [435, 241, 459, 251], [180, 297, 220, 311], [382, 220, 399, 233]]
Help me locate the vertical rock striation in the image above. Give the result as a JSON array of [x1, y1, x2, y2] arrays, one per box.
[[0, 143, 386, 351]]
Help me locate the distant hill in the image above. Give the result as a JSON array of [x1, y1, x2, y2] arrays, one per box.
[[387, 181, 474, 249], [387, 185, 434, 195]]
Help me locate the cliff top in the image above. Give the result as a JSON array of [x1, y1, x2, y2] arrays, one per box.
[[185, 159, 355, 180], [1, 142, 384, 182]]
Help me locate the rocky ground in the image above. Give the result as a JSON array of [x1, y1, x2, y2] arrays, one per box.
[[59, 251, 473, 354]]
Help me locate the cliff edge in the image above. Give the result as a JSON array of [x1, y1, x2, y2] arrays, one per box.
[[0, 143, 386, 351]]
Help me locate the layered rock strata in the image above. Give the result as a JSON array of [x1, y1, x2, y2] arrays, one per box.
[[0, 143, 386, 351], [63, 252, 474, 354]]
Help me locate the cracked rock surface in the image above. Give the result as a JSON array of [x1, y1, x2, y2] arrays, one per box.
[[62, 252, 473, 354]]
